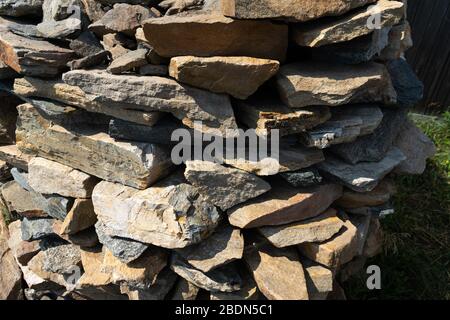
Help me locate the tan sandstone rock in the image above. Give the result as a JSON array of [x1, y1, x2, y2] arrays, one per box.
[[59, 199, 97, 235]]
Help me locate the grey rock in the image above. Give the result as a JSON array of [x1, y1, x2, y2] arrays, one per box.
[[42, 244, 81, 275], [280, 168, 323, 188], [312, 27, 391, 65], [67, 50, 110, 70], [386, 58, 424, 108], [107, 49, 148, 74], [36, 17, 82, 39], [92, 173, 221, 249], [21, 217, 55, 241], [184, 160, 271, 211], [318, 148, 406, 192], [300, 105, 384, 149], [394, 120, 436, 175], [62, 69, 238, 137], [139, 64, 168, 76], [69, 31, 103, 57], [95, 222, 149, 264], [331, 109, 407, 164], [176, 225, 244, 273], [121, 268, 178, 300], [170, 254, 241, 293], [0, 0, 44, 17]]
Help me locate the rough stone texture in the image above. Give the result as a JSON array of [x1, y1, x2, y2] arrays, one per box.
[[298, 217, 359, 267], [335, 179, 396, 209], [95, 221, 149, 264], [1, 181, 47, 218], [210, 269, 260, 300], [101, 247, 167, 289], [7, 220, 40, 265], [59, 199, 97, 235], [378, 21, 413, 61], [13, 77, 161, 126], [21, 217, 55, 241], [70, 31, 103, 57], [331, 109, 407, 164], [394, 120, 436, 175], [176, 225, 244, 273], [92, 173, 221, 249], [228, 182, 343, 229], [259, 208, 344, 248], [234, 96, 330, 136], [363, 217, 383, 258], [312, 27, 391, 65], [89, 3, 155, 36], [184, 160, 271, 211], [169, 56, 280, 99], [280, 168, 323, 188], [0, 212, 23, 300], [0, 24, 74, 77], [277, 62, 397, 108], [142, 14, 288, 61], [170, 254, 241, 293], [222, 0, 375, 22], [62, 69, 239, 137], [120, 268, 178, 300], [171, 278, 199, 300], [386, 58, 424, 108], [0, 145, 31, 171], [304, 261, 333, 300], [16, 103, 173, 190], [293, 0, 404, 47], [67, 50, 110, 70], [36, 17, 82, 39], [108, 49, 148, 74], [28, 157, 99, 198], [0, 93, 18, 144], [139, 64, 168, 76], [11, 168, 72, 221], [318, 148, 406, 192], [0, 0, 44, 17], [42, 244, 81, 275], [244, 243, 308, 300], [222, 143, 325, 176], [300, 105, 384, 149]]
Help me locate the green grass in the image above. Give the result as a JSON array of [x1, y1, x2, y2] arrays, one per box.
[[344, 112, 450, 300]]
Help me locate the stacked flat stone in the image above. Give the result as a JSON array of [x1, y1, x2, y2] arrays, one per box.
[[0, 0, 436, 300]]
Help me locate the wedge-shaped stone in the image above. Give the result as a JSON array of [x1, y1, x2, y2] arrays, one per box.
[[293, 0, 404, 47], [303, 260, 334, 300], [0, 212, 23, 300], [169, 56, 280, 99], [62, 69, 238, 137], [222, 143, 325, 176], [59, 199, 97, 235], [16, 103, 173, 189], [108, 49, 148, 74], [95, 221, 149, 264], [28, 157, 99, 198], [331, 109, 406, 164], [1, 181, 47, 218], [13, 77, 161, 127], [142, 14, 288, 61], [89, 3, 155, 36], [222, 0, 376, 22], [298, 217, 359, 267], [184, 161, 271, 211], [21, 217, 55, 241], [176, 225, 244, 273], [300, 105, 383, 149], [0, 0, 44, 17], [244, 243, 308, 300], [0, 145, 31, 171], [277, 62, 397, 108], [92, 173, 221, 249], [170, 253, 241, 293], [228, 182, 343, 229], [394, 120, 436, 175], [234, 96, 330, 136], [101, 247, 167, 289], [0, 26, 74, 77], [7, 221, 40, 265], [335, 179, 396, 209], [259, 208, 344, 248], [319, 148, 405, 193]]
